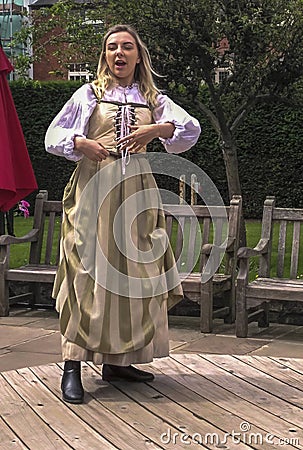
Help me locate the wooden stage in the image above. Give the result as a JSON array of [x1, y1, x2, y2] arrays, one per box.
[[1, 353, 303, 449]]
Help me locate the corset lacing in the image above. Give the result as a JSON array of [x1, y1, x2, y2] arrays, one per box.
[[115, 105, 136, 175]]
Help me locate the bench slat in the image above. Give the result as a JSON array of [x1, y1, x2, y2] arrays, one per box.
[[175, 216, 185, 270], [246, 282, 303, 301], [277, 220, 287, 277], [45, 212, 56, 265], [290, 221, 301, 279], [199, 217, 210, 272], [165, 215, 173, 240], [7, 265, 57, 283], [55, 215, 62, 265], [273, 208, 303, 221], [213, 217, 224, 272], [187, 216, 199, 272]]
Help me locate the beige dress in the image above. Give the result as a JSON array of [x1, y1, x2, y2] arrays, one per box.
[[53, 96, 183, 364]]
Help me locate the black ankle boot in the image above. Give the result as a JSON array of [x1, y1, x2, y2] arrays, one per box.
[[102, 364, 155, 382], [61, 360, 84, 404]]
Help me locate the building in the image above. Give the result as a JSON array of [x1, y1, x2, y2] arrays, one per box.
[[29, 0, 102, 81], [0, 0, 100, 80], [0, 0, 27, 79]]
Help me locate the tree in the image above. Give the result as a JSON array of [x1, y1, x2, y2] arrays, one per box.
[[106, 0, 303, 199]]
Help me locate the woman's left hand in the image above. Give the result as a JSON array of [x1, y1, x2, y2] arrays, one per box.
[[117, 124, 159, 153]]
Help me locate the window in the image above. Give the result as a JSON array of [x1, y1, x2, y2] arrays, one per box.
[[68, 63, 92, 81], [213, 61, 232, 84], [218, 69, 229, 83]]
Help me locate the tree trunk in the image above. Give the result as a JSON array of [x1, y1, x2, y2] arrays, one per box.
[[221, 138, 241, 197], [194, 94, 247, 246], [221, 137, 247, 247]]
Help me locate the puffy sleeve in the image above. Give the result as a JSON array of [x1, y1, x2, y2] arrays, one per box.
[[45, 84, 97, 162], [153, 94, 201, 153]]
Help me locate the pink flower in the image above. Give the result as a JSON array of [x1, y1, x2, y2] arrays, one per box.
[[18, 200, 30, 218]]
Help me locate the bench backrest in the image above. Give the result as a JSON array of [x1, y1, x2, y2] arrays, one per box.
[[259, 196, 303, 279], [29, 190, 63, 266], [163, 195, 242, 276]]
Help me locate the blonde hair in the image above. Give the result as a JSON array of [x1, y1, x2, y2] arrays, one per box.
[[92, 24, 160, 107]]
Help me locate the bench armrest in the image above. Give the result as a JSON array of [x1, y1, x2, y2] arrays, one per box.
[[0, 229, 39, 246], [202, 237, 235, 256], [237, 238, 269, 259]]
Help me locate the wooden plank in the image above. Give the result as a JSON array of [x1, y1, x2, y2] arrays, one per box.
[[212, 217, 223, 272], [273, 209, 303, 221], [82, 363, 178, 450], [201, 354, 303, 432], [0, 372, 70, 449], [7, 265, 57, 274], [2, 367, 116, 449], [147, 358, 292, 450], [107, 379, 219, 450], [233, 354, 303, 401], [270, 357, 303, 374], [180, 273, 201, 293], [0, 416, 28, 449], [290, 221, 301, 279], [246, 289, 303, 302], [214, 217, 224, 246], [246, 278, 303, 302], [100, 363, 254, 449], [236, 355, 303, 393], [200, 217, 210, 271], [43, 201, 63, 213], [55, 215, 62, 265], [187, 216, 199, 271], [179, 273, 230, 294], [6, 266, 57, 283], [32, 363, 164, 450], [175, 216, 185, 267], [44, 212, 56, 265], [165, 354, 302, 449], [251, 278, 303, 286], [277, 220, 287, 277], [165, 215, 173, 239], [163, 204, 211, 218]]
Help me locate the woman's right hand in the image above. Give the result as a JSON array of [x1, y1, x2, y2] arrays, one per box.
[[74, 137, 109, 162]]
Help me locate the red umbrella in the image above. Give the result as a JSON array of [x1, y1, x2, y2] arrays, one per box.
[[0, 46, 37, 212]]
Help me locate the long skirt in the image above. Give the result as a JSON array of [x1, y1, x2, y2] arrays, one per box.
[[53, 154, 183, 364]]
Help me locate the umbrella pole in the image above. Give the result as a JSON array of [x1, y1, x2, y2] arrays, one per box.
[[6, 209, 14, 235], [0, 209, 15, 236], [0, 212, 4, 235]]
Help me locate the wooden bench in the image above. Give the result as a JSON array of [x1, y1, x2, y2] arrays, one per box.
[[0, 190, 61, 315], [236, 196, 303, 337], [164, 195, 242, 332], [0, 190, 242, 334]]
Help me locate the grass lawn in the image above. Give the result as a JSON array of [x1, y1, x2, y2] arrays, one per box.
[[242, 220, 303, 281], [8, 216, 60, 268], [8, 217, 35, 268]]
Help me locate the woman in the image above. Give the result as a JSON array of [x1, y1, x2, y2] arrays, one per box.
[[45, 24, 201, 404]]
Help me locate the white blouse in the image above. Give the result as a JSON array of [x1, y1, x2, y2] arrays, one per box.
[[45, 83, 201, 162]]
